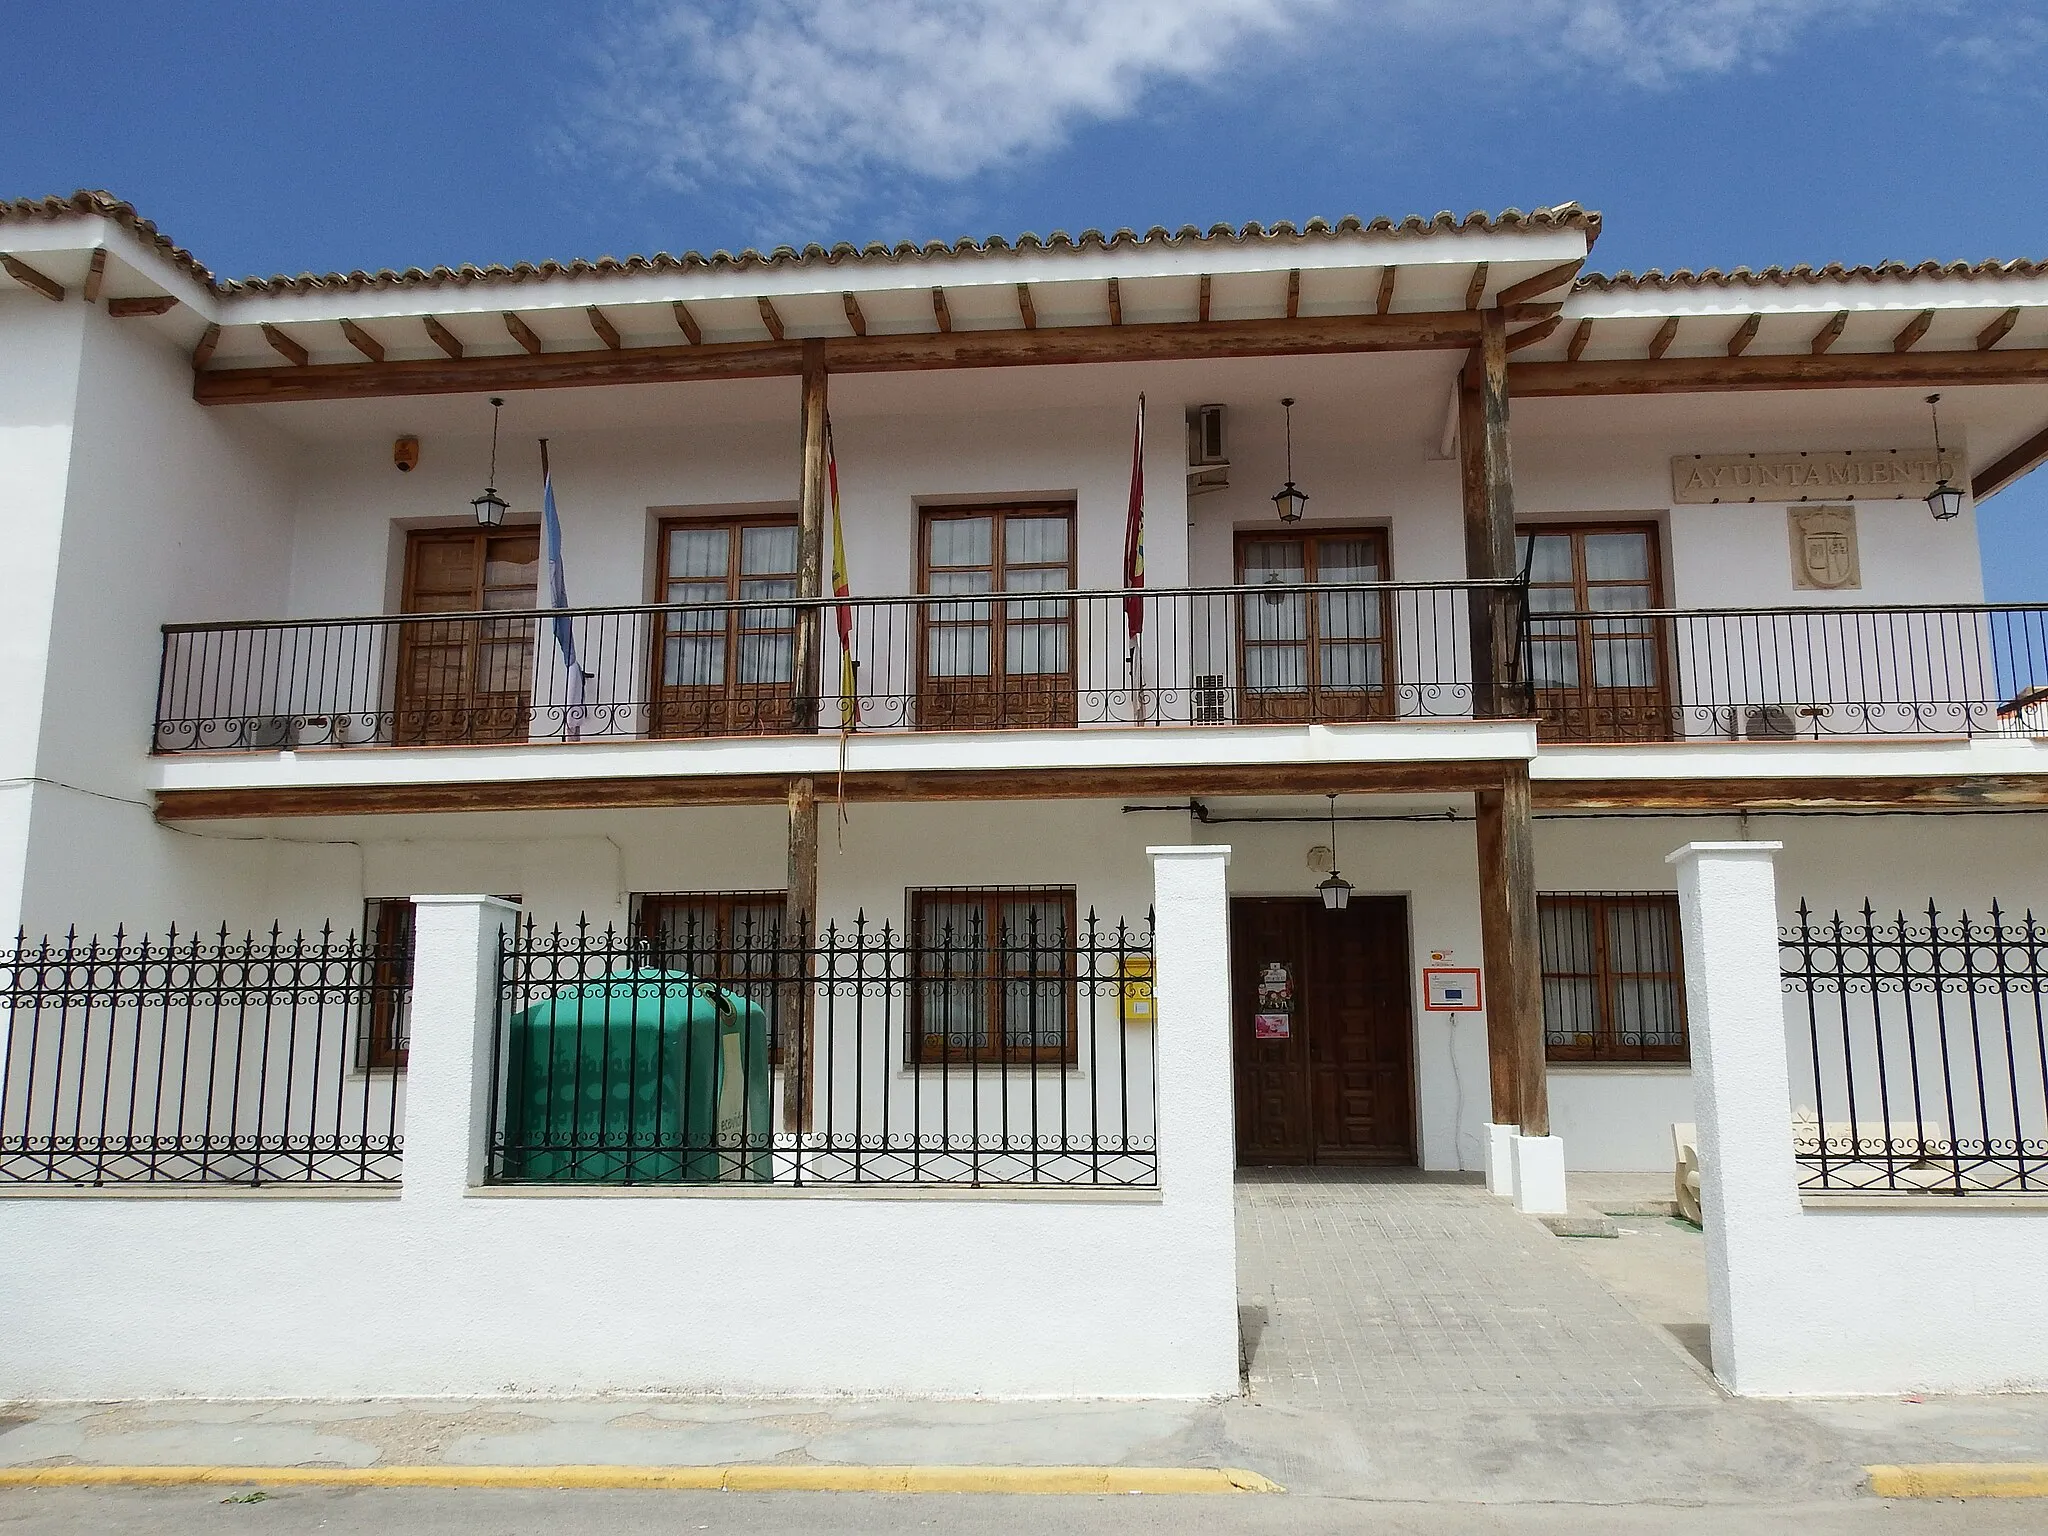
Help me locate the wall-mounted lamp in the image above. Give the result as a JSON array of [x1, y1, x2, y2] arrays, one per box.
[[1317, 793, 1352, 911], [1271, 397, 1308, 523], [471, 396, 510, 526], [1924, 394, 1964, 522]]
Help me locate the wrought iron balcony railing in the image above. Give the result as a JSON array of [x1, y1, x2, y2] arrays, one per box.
[[1527, 603, 2048, 743], [152, 580, 1522, 752], [154, 588, 2048, 754]]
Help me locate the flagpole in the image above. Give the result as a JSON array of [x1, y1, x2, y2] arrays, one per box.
[[1124, 394, 1147, 725]]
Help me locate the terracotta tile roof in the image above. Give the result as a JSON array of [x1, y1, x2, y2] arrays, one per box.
[[3, 189, 1598, 297], [1578, 257, 2047, 293], [0, 189, 212, 288]]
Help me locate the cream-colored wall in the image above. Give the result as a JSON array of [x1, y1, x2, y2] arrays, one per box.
[[285, 394, 1190, 620]]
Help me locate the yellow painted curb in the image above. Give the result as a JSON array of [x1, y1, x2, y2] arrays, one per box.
[[0, 1463, 1283, 1495], [1870, 1464, 2048, 1499]]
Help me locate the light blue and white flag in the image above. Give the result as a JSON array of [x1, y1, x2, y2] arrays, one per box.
[[538, 440, 588, 739]]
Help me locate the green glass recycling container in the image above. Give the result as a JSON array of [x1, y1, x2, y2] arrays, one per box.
[[500, 968, 773, 1183]]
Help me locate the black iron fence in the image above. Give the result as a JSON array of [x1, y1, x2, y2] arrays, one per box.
[[1782, 901, 2048, 1195], [0, 924, 407, 1185], [1534, 604, 2048, 742], [488, 907, 1156, 1187], [153, 581, 1517, 751]]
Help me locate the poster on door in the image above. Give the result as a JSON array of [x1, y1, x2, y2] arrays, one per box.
[[1253, 960, 1293, 1040]]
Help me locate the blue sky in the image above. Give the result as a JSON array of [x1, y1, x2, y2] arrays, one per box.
[[5, 0, 2045, 593]]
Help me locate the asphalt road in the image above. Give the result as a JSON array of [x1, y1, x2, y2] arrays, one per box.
[[1, 1488, 2042, 1534]]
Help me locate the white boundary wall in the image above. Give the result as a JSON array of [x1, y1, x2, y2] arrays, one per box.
[[0, 849, 1239, 1401], [1673, 840, 2048, 1397]]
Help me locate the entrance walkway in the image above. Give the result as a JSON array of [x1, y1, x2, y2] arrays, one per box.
[[1235, 1168, 1720, 1411]]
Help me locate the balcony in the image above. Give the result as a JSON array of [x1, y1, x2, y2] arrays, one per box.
[[152, 589, 2048, 756], [152, 581, 1520, 753], [1528, 604, 2048, 744]]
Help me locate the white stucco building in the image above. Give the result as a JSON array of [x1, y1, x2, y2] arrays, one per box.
[[2, 189, 2045, 1398]]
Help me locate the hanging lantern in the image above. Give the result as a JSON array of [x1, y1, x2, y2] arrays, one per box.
[[1924, 394, 1964, 522], [1271, 396, 1308, 523], [471, 396, 510, 526], [1317, 792, 1353, 910]]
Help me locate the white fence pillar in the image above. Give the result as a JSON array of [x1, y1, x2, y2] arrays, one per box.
[[1147, 844, 1241, 1397], [404, 895, 518, 1201], [1667, 841, 1793, 1394]]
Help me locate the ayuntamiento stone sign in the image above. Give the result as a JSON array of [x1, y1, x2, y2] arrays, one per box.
[[1672, 449, 1962, 504]]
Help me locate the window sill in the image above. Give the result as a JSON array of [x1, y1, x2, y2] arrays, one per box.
[[467, 1182, 1159, 1203], [0, 1183, 399, 1200], [1545, 1061, 1692, 1074], [1800, 1193, 2048, 1212]]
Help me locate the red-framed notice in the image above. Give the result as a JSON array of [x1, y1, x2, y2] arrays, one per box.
[[1422, 967, 1483, 1012]]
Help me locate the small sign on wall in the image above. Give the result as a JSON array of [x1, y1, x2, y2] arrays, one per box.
[[1423, 968, 1483, 1012]]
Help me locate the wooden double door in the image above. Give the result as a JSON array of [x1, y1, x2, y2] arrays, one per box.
[[395, 529, 541, 744], [1231, 895, 1416, 1165]]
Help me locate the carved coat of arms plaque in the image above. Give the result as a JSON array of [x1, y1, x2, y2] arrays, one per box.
[[1788, 505, 1861, 590]]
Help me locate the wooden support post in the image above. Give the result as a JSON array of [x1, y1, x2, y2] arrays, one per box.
[[783, 773, 819, 1131], [1459, 308, 1522, 719], [1476, 766, 1547, 1136], [783, 340, 830, 1131]]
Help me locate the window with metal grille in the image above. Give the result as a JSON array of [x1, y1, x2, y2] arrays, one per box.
[[908, 887, 1077, 1066], [631, 891, 794, 1060], [1538, 892, 1687, 1063], [360, 898, 414, 1070]]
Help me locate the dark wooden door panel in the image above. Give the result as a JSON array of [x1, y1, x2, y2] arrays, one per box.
[[1231, 899, 1310, 1163], [1232, 895, 1416, 1166]]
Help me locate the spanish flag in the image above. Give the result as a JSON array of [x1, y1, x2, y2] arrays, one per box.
[[827, 419, 858, 728]]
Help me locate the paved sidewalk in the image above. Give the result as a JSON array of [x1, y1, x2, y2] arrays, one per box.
[[1234, 1168, 1716, 1411], [5, 1168, 2047, 1512]]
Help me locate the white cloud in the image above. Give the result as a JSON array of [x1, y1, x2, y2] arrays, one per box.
[[576, 0, 1903, 221]]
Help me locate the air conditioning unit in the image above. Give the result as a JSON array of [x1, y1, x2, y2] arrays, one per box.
[[1193, 673, 1230, 723], [1730, 704, 1799, 740], [1186, 404, 1229, 496]]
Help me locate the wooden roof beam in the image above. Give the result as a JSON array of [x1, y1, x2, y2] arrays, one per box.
[[192, 309, 1490, 405], [82, 249, 107, 302], [1376, 267, 1397, 315], [1495, 259, 1584, 308], [1726, 314, 1761, 357], [1973, 418, 2048, 502], [1, 255, 64, 301], [424, 316, 464, 359], [1978, 307, 2019, 351], [1892, 308, 1934, 353], [1285, 269, 1300, 320], [108, 295, 179, 317], [672, 301, 702, 345], [504, 313, 543, 355], [192, 324, 221, 369], [1107, 277, 1123, 326], [842, 292, 866, 336], [1510, 345, 2048, 397], [1566, 318, 1593, 362], [1809, 311, 1848, 354], [260, 324, 309, 367], [757, 298, 785, 342], [1197, 274, 1211, 323], [340, 319, 385, 362], [931, 287, 952, 333], [1506, 314, 1563, 352], [1017, 282, 1037, 329], [1463, 261, 1490, 311], [1647, 316, 1680, 360], [586, 306, 622, 350]]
